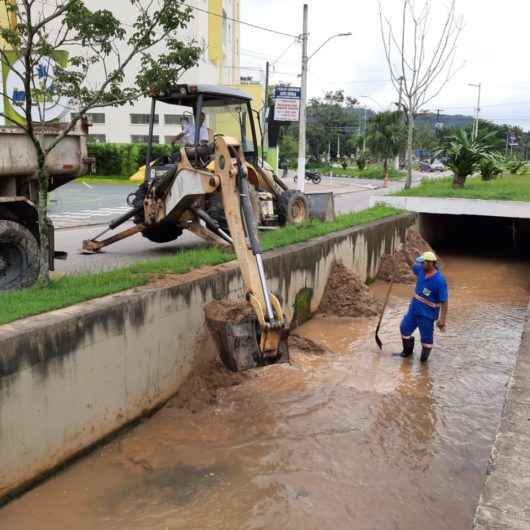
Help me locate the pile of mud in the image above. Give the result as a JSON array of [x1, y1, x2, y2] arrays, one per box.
[[168, 360, 253, 414], [377, 227, 434, 283], [288, 334, 330, 355], [319, 261, 382, 317], [204, 299, 254, 323]]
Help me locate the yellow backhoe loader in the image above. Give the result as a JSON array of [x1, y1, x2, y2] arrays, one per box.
[[82, 84, 310, 364]]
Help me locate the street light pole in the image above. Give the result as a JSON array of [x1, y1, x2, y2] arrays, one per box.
[[296, 4, 309, 193], [469, 82, 481, 140], [295, 5, 352, 193]]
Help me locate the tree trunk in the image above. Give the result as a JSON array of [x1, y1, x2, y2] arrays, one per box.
[[405, 112, 414, 189], [383, 158, 389, 188], [452, 173, 466, 188], [36, 148, 50, 283]]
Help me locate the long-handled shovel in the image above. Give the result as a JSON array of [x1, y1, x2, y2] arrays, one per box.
[[375, 256, 396, 350]]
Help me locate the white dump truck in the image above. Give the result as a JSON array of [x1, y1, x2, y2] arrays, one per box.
[[0, 122, 91, 290]]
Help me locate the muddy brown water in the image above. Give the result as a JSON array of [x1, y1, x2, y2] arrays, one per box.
[[1, 255, 529, 530]]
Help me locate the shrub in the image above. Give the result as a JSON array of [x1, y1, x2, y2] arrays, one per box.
[[87, 143, 127, 176], [356, 154, 366, 170], [87, 142, 177, 178], [505, 157, 526, 175], [480, 156, 503, 181]]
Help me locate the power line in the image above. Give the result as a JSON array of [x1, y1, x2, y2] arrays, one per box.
[[272, 37, 300, 66], [184, 3, 298, 39]]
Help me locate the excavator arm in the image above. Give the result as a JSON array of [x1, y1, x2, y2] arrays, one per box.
[[214, 137, 287, 361], [82, 136, 288, 362]]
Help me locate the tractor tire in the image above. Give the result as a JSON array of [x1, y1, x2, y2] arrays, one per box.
[[207, 185, 262, 234], [142, 218, 183, 243], [278, 190, 309, 226], [206, 194, 229, 233], [0, 219, 40, 290]]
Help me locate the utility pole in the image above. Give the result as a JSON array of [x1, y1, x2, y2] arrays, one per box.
[[469, 82, 482, 140], [262, 61, 270, 166], [296, 4, 309, 192], [337, 134, 341, 159], [362, 107, 367, 153]]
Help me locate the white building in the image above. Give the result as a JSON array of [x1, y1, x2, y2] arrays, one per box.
[[1, 0, 241, 144], [85, 0, 241, 144]]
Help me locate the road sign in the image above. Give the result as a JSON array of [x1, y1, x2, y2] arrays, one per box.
[[274, 86, 301, 99], [274, 86, 301, 122]]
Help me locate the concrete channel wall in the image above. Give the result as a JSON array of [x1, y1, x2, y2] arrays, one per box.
[[474, 302, 530, 529], [0, 213, 416, 501], [369, 195, 530, 219]]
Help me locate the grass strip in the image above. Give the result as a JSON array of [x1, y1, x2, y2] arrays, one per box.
[[312, 165, 405, 180], [0, 206, 402, 325], [394, 173, 530, 202]]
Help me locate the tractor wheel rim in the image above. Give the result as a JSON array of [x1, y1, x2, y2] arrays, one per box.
[[291, 199, 306, 223]]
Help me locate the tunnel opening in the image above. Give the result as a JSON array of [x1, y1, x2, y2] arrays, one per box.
[[418, 213, 530, 259]]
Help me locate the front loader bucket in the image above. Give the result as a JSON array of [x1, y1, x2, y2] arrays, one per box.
[[307, 192, 336, 222], [205, 300, 289, 372]]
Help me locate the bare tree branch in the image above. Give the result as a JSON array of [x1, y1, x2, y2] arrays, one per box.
[[379, 0, 463, 188]]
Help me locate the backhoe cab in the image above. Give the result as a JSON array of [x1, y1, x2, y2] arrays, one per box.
[[83, 84, 305, 366]]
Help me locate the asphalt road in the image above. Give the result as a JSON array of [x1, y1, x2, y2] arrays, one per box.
[[52, 174, 428, 274]]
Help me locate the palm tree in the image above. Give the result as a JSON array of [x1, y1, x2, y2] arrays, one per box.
[[442, 129, 493, 188], [366, 111, 406, 187]]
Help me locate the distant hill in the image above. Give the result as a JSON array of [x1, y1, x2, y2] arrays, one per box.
[[416, 113, 474, 129]]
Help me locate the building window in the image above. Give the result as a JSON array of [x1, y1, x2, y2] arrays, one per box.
[[70, 112, 105, 124], [88, 134, 107, 143], [87, 113, 105, 124], [164, 114, 185, 125], [131, 135, 159, 144], [130, 114, 159, 125]]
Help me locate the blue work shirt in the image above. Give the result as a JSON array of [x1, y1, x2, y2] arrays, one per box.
[[409, 263, 448, 320]]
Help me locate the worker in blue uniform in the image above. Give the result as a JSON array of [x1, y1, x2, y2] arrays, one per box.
[[396, 251, 449, 362]]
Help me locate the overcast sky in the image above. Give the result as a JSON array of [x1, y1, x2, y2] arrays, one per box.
[[240, 0, 530, 129]]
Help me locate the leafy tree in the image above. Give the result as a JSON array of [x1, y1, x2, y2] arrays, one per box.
[[366, 110, 406, 186], [0, 0, 201, 282]]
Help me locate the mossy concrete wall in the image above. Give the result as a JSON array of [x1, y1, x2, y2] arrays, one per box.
[[0, 213, 415, 501]]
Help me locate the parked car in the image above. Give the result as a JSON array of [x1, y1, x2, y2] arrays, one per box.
[[419, 159, 445, 172]]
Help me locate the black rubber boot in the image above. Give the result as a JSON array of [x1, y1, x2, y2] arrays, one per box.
[[420, 346, 432, 362], [394, 337, 414, 357]]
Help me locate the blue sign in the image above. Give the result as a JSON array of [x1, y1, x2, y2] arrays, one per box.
[[274, 86, 301, 100]]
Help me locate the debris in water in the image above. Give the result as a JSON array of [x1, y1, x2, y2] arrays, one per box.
[[319, 261, 382, 317], [377, 227, 435, 283], [289, 334, 330, 355]]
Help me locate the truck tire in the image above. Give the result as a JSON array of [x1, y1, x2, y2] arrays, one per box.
[[278, 190, 309, 225], [0, 219, 40, 290], [142, 218, 183, 243]]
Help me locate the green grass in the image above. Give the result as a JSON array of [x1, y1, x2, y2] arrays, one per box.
[[0, 269, 148, 326], [74, 175, 135, 185], [394, 172, 530, 202], [0, 206, 402, 325], [315, 164, 405, 180]]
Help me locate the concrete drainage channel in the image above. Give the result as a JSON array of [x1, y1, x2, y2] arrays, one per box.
[[0, 213, 415, 501]]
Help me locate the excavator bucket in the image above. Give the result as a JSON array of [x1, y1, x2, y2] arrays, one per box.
[[307, 192, 336, 221]]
